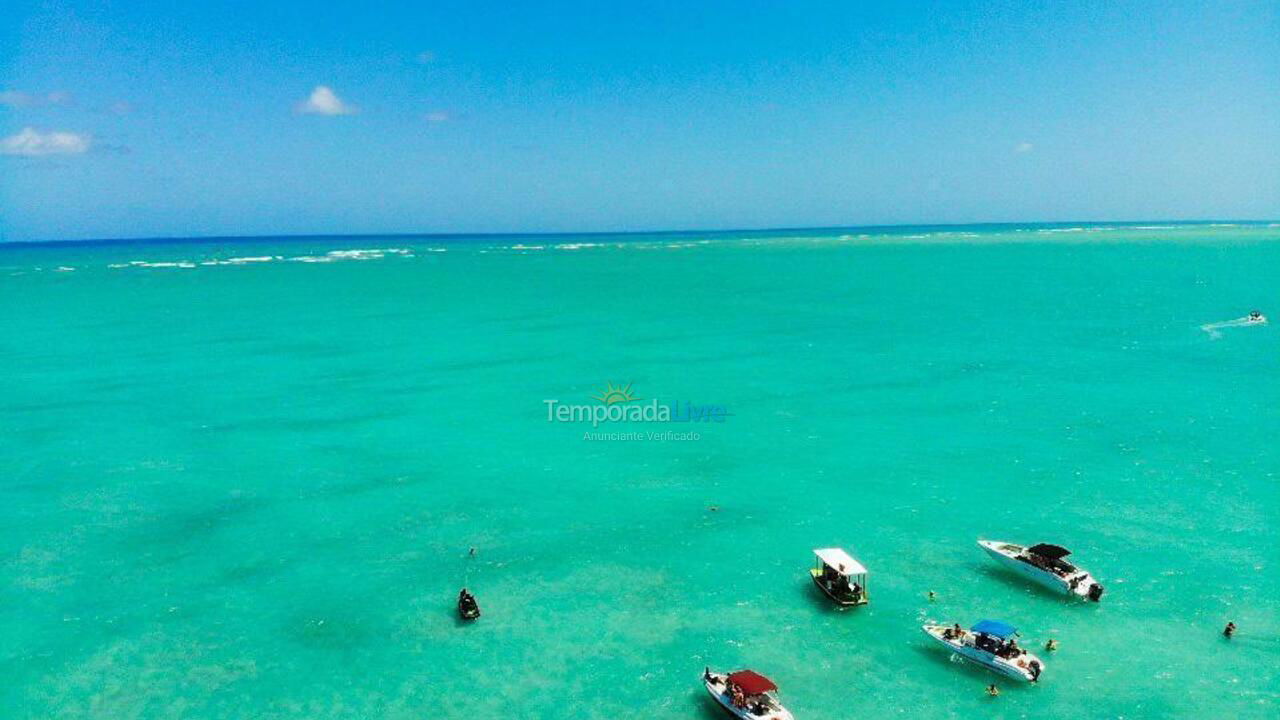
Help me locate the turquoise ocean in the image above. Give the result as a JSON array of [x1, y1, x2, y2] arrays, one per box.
[[2, 223, 1278, 719]]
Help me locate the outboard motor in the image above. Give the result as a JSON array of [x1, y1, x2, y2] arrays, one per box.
[[1087, 583, 1104, 602], [1028, 659, 1041, 682]]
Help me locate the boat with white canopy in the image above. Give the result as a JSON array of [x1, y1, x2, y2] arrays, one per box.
[[809, 547, 868, 607]]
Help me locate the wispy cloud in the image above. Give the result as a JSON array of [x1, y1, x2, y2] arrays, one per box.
[[424, 110, 451, 124], [0, 90, 73, 108], [1014, 141, 1034, 154], [0, 127, 91, 156], [297, 86, 357, 116], [416, 50, 436, 64]]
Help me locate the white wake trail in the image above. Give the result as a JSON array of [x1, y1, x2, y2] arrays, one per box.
[[1200, 314, 1267, 339]]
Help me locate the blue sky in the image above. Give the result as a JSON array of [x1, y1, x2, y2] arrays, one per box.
[[1, 1, 1277, 242]]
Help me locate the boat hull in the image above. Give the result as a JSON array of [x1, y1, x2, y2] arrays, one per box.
[[809, 569, 867, 606], [922, 625, 1042, 682]]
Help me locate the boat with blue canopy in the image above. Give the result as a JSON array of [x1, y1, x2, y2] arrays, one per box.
[[922, 619, 1045, 682]]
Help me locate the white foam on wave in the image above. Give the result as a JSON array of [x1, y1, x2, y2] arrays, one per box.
[[201, 255, 281, 266], [332, 248, 410, 259], [104, 247, 416, 270], [290, 247, 414, 262], [109, 260, 197, 269]]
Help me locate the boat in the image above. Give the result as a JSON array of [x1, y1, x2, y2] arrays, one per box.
[[703, 668, 795, 720], [922, 620, 1044, 682], [978, 540, 1104, 601], [457, 588, 480, 620], [1248, 310, 1267, 324], [809, 547, 868, 606]]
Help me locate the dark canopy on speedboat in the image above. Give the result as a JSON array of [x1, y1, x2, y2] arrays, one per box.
[[971, 620, 1017, 639], [1028, 543, 1071, 559], [727, 670, 777, 695]]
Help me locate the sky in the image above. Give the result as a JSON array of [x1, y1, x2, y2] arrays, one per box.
[[1, 1, 1277, 242]]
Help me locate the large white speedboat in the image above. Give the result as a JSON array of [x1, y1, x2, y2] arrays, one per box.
[[703, 668, 795, 720], [922, 620, 1044, 682], [979, 540, 1104, 601]]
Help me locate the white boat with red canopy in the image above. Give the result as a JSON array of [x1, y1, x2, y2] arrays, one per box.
[[703, 668, 795, 720], [979, 540, 1104, 601]]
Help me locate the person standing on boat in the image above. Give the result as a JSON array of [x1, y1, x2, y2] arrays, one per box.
[[730, 683, 747, 708]]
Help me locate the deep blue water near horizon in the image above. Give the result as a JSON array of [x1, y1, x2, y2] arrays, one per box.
[[2, 219, 1277, 250], [2, 222, 1278, 719]]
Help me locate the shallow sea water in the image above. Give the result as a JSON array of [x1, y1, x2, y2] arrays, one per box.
[[2, 223, 1277, 719]]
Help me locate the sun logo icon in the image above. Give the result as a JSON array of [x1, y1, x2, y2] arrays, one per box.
[[594, 382, 639, 405]]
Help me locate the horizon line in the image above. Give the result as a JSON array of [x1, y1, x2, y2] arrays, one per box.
[[3, 218, 1276, 249]]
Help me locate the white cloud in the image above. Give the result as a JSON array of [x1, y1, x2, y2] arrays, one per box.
[[297, 86, 356, 116], [0, 127, 91, 156], [0, 90, 73, 108], [1014, 142, 1034, 154], [424, 110, 451, 124]]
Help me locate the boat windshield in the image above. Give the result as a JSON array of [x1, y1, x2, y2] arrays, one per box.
[[974, 633, 1023, 657]]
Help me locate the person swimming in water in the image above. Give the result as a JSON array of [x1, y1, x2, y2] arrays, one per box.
[[1045, 638, 1058, 651], [1223, 621, 1236, 638], [986, 684, 1000, 697]]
